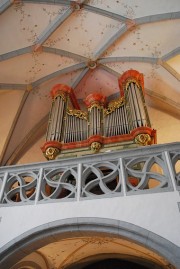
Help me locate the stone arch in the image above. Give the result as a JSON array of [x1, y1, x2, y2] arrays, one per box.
[[0, 218, 179, 269]]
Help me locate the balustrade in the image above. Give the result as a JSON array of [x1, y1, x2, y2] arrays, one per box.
[[0, 142, 179, 206]]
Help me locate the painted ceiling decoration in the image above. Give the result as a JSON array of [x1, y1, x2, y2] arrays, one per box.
[[0, 0, 179, 165]]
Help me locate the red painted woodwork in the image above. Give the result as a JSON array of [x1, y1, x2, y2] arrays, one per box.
[[118, 69, 144, 96]]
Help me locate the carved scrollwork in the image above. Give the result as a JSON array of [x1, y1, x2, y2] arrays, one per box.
[[104, 97, 125, 116], [54, 91, 67, 102], [124, 154, 170, 192], [88, 102, 101, 111], [90, 142, 101, 153], [66, 107, 88, 120], [2, 171, 38, 204], [81, 162, 120, 197], [41, 167, 77, 200], [45, 147, 60, 160], [135, 134, 151, 146], [170, 151, 180, 187], [125, 79, 141, 91]]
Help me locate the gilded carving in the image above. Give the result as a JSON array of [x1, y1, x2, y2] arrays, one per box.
[[88, 102, 101, 111], [90, 142, 101, 153], [45, 147, 60, 160], [67, 108, 88, 120], [135, 134, 151, 146], [54, 91, 67, 102], [104, 97, 125, 115], [125, 79, 141, 91]]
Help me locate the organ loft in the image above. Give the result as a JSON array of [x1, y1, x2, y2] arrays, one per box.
[[41, 69, 156, 160]]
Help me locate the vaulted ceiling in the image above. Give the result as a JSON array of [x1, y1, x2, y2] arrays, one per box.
[[0, 0, 180, 165]]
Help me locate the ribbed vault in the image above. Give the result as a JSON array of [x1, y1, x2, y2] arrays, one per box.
[[0, 0, 179, 165]]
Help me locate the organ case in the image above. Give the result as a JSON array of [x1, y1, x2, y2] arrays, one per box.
[[41, 70, 156, 160]]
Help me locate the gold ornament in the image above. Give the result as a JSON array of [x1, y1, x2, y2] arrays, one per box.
[[125, 79, 140, 91], [135, 134, 151, 146], [90, 142, 101, 153], [67, 108, 88, 120], [45, 147, 60, 160], [104, 97, 125, 115], [88, 102, 101, 111], [54, 91, 67, 102]]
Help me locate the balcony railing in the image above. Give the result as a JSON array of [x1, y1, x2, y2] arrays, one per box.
[[0, 142, 179, 206]]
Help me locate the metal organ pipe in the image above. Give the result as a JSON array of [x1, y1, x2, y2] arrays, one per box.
[[125, 81, 151, 129], [47, 95, 66, 142], [134, 84, 150, 127], [42, 71, 155, 161], [46, 100, 55, 141], [127, 84, 138, 129], [56, 97, 65, 141], [131, 83, 142, 127], [85, 94, 105, 138], [63, 108, 88, 143]]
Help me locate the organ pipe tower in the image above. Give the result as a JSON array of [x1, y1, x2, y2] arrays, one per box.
[[41, 70, 156, 160]]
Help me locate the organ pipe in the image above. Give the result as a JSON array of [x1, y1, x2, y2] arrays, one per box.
[[42, 70, 155, 160], [84, 93, 106, 137]]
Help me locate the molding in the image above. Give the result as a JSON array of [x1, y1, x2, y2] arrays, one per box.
[[99, 56, 158, 64], [0, 83, 27, 90], [0, 218, 179, 268], [70, 67, 90, 89], [0, 142, 179, 173], [83, 4, 131, 23], [93, 24, 127, 60], [31, 62, 87, 88], [0, 91, 30, 165], [161, 62, 180, 81], [0, 47, 32, 62], [0, 0, 12, 15], [162, 47, 180, 61], [34, 7, 73, 50], [135, 12, 180, 25], [43, 46, 88, 62], [100, 65, 120, 77], [5, 114, 48, 165]]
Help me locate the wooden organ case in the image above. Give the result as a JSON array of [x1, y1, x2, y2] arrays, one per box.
[[41, 70, 156, 160]]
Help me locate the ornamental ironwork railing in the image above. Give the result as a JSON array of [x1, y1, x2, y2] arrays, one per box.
[[0, 142, 179, 206]]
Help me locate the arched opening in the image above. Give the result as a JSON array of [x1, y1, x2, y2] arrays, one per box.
[[81, 258, 152, 269], [0, 218, 177, 269]]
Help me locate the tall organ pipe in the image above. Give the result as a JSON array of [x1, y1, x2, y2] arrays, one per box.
[[84, 94, 106, 137], [46, 84, 74, 144], [126, 81, 151, 129]]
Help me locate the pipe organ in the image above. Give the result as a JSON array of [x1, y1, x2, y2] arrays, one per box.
[[84, 93, 106, 137], [104, 97, 129, 137], [64, 108, 88, 143], [42, 70, 156, 160], [125, 81, 150, 130]]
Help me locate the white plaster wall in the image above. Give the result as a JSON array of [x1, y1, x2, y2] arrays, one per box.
[[0, 191, 180, 249], [148, 106, 180, 144], [0, 90, 24, 155]]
